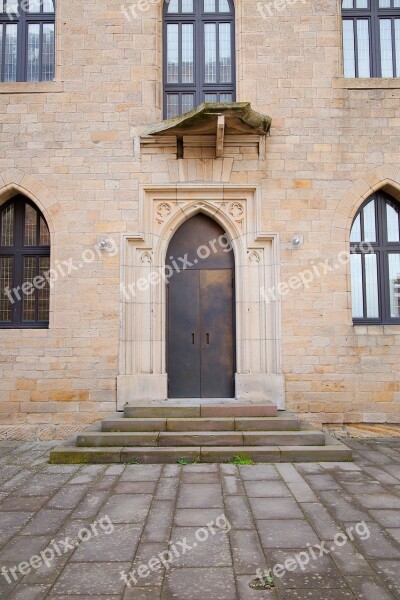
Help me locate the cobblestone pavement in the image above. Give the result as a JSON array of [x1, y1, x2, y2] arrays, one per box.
[[0, 438, 399, 599]]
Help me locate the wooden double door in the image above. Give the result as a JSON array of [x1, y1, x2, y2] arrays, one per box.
[[166, 214, 235, 398]]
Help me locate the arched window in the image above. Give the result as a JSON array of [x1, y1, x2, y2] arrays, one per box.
[[0, 0, 55, 83], [163, 0, 235, 119], [0, 196, 50, 328], [350, 192, 400, 324]]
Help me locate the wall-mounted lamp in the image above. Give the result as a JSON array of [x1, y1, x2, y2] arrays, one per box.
[[291, 234, 303, 249]]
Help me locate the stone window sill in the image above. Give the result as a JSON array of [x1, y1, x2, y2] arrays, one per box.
[[0, 81, 64, 94], [334, 77, 400, 89]]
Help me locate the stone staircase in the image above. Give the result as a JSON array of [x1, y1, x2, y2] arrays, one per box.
[[50, 402, 352, 464]]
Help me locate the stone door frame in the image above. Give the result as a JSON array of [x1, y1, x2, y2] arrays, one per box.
[[117, 184, 285, 409]]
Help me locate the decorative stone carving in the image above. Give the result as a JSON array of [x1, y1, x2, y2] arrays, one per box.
[[228, 202, 244, 220], [140, 251, 152, 264], [248, 250, 261, 263], [156, 203, 171, 222]]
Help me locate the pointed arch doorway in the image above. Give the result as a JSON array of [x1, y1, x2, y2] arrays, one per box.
[[166, 214, 235, 398]]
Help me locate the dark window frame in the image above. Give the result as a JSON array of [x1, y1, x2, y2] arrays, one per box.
[[0, 196, 50, 328], [342, 0, 400, 78], [351, 191, 400, 325], [163, 0, 236, 119], [0, 0, 55, 83]]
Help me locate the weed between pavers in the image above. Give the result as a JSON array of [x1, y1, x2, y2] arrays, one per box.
[[229, 455, 255, 465]]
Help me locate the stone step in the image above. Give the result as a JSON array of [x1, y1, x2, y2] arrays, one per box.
[[101, 414, 299, 433], [50, 442, 352, 464], [76, 430, 326, 447], [123, 402, 278, 419]]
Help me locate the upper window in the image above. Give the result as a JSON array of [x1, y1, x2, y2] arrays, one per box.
[[342, 1, 400, 78], [0, 0, 55, 82], [163, 0, 235, 119], [350, 192, 400, 324], [0, 196, 50, 328]]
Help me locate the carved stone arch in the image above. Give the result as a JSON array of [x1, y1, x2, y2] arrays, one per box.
[[332, 165, 400, 242], [0, 170, 64, 238]]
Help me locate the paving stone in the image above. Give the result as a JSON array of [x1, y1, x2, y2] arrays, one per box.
[[328, 539, 371, 574], [369, 509, 400, 527], [71, 524, 142, 562], [162, 465, 181, 478], [114, 481, 158, 494], [221, 474, 245, 495], [120, 465, 162, 481], [142, 500, 174, 542], [224, 496, 255, 529], [0, 511, 33, 530], [346, 523, 400, 559], [301, 474, 342, 491], [93, 475, 119, 491], [258, 520, 320, 549], [363, 466, 400, 485], [72, 490, 109, 518], [230, 529, 266, 574], [177, 483, 223, 508], [356, 493, 400, 509], [124, 587, 162, 599], [318, 490, 369, 521], [300, 503, 342, 539], [169, 526, 232, 567], [162, 567, 237, 600], [276, 464, 305, 482], [0, 497, 48, 512], [278, 590, 354, 599], [387, 528, 400, 543], [249, 497, 304, 520], [174, 508, 226, 527], [20, 509, 71, 535], [51, 562, 131, 595], [239, 465, 280, 480], [375, 561, 400, 597], [154, 478, 179, 500], [346, 576, 396, 600], [6, 583, 52, 599], [0, 535, 49, 565], [99, 494, 153, 523], [181, 471, 220, 483], [286, 482, 318, 503], [128, 542, 168, 586], [46, 484, 90, 509], [243, 480, 291, 498]]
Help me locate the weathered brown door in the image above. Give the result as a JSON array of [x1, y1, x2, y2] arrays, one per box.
[[167, 214, 235, 398]]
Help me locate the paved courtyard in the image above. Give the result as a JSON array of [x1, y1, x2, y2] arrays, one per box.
[[0, 438, 399, 599]]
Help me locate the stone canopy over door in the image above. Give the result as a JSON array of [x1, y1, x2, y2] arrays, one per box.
[[166, 213, 235, 398]]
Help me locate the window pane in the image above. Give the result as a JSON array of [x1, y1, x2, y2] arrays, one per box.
[[365, 253, 379, 318], [0, 257, 13, 323], [167, 24, 179, 83], [351, 253, 364, 318], [387, 202, 400, 242], [219, 0, 230, 11], [220, 93, 232, 102], [395, 19, 400, 77], [167, 94, 179, 119], [181, 0, 193, 11], [1, 204, 14, 247], [27, 24, 41, 82], [39, 216, 50, 246], [219, 23, 232, 83], [24, 204, 37, 246], [42, 23, 55, 81], [380, 19, 394, 77], [4, 24, 17, 82], [22, 256, 36, 321], [342, 0, 353, 6], [357, 19, 371, 77], [4, 0, 18, 13], [356, 0, 368, 6], [204, 0, 216, 12], [204, 23, 217, 83], [0, 27, 2, 82], [343, 20, 356, 78], [388, 254, 400, 318], [350, 213, 361, 242], [181, 24, 193, 83], [167, 0, 179, 12], [38, 256, 50, 321], [182, 93, 194, 113], [363, 199, 376, 242], [379, 0, 391, 6], [43, 0, 55, 12], [28, 0, 41, 12], [205, 93, 218, 102]]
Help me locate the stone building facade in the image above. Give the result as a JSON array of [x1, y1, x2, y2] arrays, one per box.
[[0, 0, 399, 439]]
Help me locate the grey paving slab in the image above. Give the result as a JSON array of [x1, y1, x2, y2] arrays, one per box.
[[0, 438, 398, 600]]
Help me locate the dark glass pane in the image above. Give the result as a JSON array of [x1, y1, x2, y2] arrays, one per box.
[[343, 21, 356, 77], [43, 0, 55, 12], [22, 256, 36, 321], [182, 93, 194, 113], [350, 213, 361, 242], [0, 257, 13, 322], [204, 23, 217, 83], [38, 256, 50, 321], [27, 24, 41, 83], [219, 23, 232, 83], [167, 24, 179, 83], [351, 253, 364, 318], [181, 24, 194, 83], [363, 199, 376, 242], [39, 217, 50, 246], [167, 94, 179, 119], [365, 253, 379, 318], [24, 204, 37, 246], [1, 204, 14, 247], [357, 19, 371, 77], [380, 19, 394, 77], [42, 23, 55, 81], [389, 254, 400, 318], [4, 24, 17, 82]]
